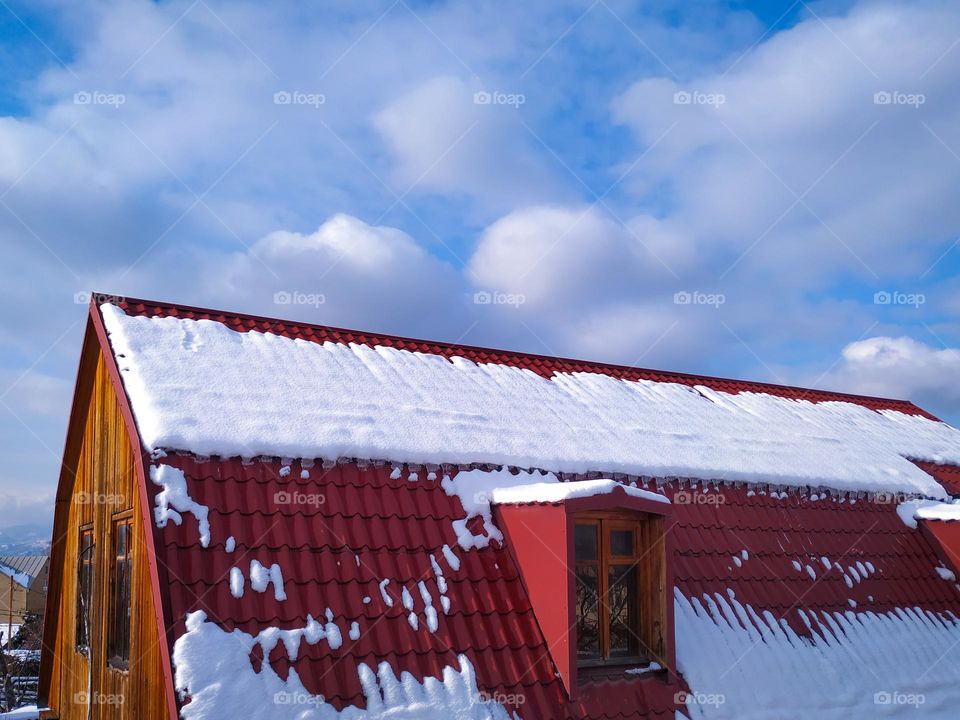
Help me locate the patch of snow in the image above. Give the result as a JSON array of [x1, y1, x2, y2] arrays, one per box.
[[791, 560, 802, 572], [150, 463, 211, 547], [225, 536, 236, 553], [249, 560, 286, 601], [805, 565, 817, 580], [378, 579, 393, 607], [173, 611, 516, 720], [936, 566, 957, 582], [389, 466, 402, 480], [676, 589, 960, 719], [418, 580, 439, 633], [349, 621, 360, 641], [229, 568, 244, 598], [441, 544, 461, 571], [732, 556, 742, 568], [279, 465, 291, 478], [624, 662, 662, 675], [102, 304, 959, 498]]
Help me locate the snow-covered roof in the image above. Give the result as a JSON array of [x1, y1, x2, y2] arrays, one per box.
[[100, 303, 960, 499]]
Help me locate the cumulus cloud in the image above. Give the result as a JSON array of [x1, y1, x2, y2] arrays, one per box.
[[374, 75, 564, 210], [612, 0, 960, 280], [819, 336, 960, 418]]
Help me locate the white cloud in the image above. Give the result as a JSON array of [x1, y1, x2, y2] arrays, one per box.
[[612, 0, 960, 280], [820, 336, 960, 416], [374, 75, 563, 210]]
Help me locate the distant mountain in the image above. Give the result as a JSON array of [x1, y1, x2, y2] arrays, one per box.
[[0, 525, 51, 556]]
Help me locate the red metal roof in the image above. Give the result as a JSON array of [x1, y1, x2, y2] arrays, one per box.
[[150, 455, 960, 720], [112, 295, 935, 418]]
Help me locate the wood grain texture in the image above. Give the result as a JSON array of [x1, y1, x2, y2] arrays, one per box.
[[42, 350, 168, 719]]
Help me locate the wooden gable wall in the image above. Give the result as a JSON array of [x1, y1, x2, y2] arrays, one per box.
[[40, 338, 170, 720]]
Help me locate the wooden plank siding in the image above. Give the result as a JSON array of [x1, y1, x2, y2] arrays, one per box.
[[42, 349, 168, 719]]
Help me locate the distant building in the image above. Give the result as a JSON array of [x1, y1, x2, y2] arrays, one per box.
[[0, 555, 49, 640]]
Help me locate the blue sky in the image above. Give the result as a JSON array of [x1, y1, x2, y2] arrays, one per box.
[[1, 0, 959, 529]]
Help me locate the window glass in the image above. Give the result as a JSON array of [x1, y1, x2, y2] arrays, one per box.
[[574, 523, 598, 560], [610, 529, 634, 556], [107, 519, 133, 668], [75, 529, 94, 650], [575, 565, 601, 661], [607, 564, 639, 658]]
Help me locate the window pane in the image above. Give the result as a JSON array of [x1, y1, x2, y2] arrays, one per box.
[[610, 529, 634, 557], [608, 564, 640, 658], [574, 524, 598, 561], [76, 531, 93, 649], [109, 520, 133, 665], [575, 564, 600, 661]]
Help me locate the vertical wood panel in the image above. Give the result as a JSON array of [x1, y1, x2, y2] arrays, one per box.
[[45, 351, 168, 719]]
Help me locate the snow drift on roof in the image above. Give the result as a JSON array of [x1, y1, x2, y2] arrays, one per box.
[[676, 589, 960, 719], [100, 304, 960, 498]]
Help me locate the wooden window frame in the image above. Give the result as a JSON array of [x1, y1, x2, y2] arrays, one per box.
[[106, 511, 134, 671], [75, 524, 95, 654], [573, 510, 668, 672]]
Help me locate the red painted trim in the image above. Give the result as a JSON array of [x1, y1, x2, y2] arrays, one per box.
[[89, 301, 180, 720]]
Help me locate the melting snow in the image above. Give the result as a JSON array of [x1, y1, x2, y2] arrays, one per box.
[[173, 611, 516, 720], [102, 304, 959, 498], [249, 560, 286, 602], [676, 589, 960, 719], [150, 463, 211, 547], [229, 568, 244, 599]]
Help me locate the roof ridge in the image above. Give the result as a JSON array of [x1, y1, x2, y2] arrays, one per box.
[[97, 292, 933, 415]]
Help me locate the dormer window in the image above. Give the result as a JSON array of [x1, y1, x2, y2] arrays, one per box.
[[574, 512, 666, 668], [493, 480, 674, 694]]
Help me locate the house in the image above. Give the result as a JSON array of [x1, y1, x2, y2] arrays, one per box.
[[0, 555, 49, 645], [38, 295, 960, 720]]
